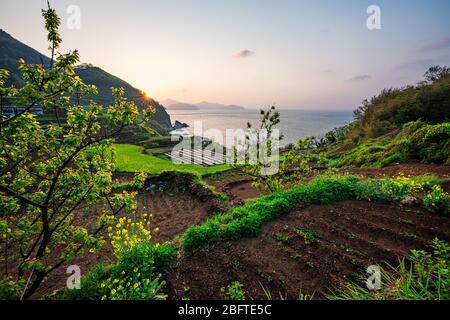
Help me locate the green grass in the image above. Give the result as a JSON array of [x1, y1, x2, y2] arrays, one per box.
[[327, 121, 450, 168], [328, 238, 450, 300], [114, 144, 230, 176], [181, 174, 447, 252]]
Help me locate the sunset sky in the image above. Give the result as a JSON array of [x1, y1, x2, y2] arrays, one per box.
[[1, 0, 450, 110]]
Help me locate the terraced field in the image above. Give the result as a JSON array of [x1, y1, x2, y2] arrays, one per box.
[[27, 164, 450, 299], [166, 200, 450, 299]]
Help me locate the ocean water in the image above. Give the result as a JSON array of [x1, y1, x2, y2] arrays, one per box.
[[169, 109, 353, 146]]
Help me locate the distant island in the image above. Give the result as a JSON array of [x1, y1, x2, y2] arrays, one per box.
[[162, 99, 245, 111]]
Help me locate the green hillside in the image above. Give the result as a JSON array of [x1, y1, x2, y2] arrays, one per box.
[[0, 29, 172, 133], [323, 67, 450, 167]]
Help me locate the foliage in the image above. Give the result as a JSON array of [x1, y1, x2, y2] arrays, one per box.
[[64, 263, 112, 300], [356, 174, 425, 202], [295, 228, 317, 244], [328, 238, 450, 300], [422, 185, 449, 216], [114, 144, 230, 176], [182, 174, 446, 251], [221, 281, 246, 300], [353, 67, 450, 137], [101, 243, 168, 300], [424, 65, 450, 84], [101, 212, 176, 300], [408, 122, 450, 164], [0, 277, 25, 300], [321, 66, 450, 167], [0, 4, 155, 299], [328, 121, 450, 168], [273, 232, 290, 245], [233, 106, 313, 193], [108, 213, 155, 256]]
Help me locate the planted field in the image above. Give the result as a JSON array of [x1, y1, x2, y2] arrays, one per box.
[[167, 200, 450, 299]]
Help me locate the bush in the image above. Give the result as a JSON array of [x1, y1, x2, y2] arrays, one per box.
[[100, 213, 176, 300], [328, 238, 450, 300], [423, 185, 449, 216], [408, 122, 450, 163], [101, 243, 164, 300], [356, 175, 424, 202], [328, 121, 450, 168], [64, 263, 112, 300], [182, 220, 221, 251], [0, 277, 25, 300]]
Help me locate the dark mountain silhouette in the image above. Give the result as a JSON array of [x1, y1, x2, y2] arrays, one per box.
[[0, 29, 172, 133], [162, 99, 245, 111]]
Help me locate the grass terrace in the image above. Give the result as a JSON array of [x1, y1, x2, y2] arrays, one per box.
[[114, 144, 230, 176]]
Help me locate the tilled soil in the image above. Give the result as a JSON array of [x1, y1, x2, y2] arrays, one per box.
[[205, 172, 266, 204], [31, 189, 214, 298], [137, 192, 211, 243], [166, 200, 450, 300], [12, 163, 450, 299]]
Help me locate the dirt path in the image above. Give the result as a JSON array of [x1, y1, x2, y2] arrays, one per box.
[[166, 200, 450, 300]]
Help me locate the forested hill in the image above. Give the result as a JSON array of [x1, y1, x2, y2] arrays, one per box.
[[0, 29, 172, 133]]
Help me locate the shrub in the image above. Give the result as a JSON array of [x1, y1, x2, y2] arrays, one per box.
[[108, 214, 154, 256], [101, 243, 167, 300], [64, 263, 112, 300], [221, 281, 246, 300], [182, 220, 221, 251], [356, 175, 424, 202], [101, 213, 176, 300], [329, 121, 450, 168], [0, 277, 25, 300], [423, 186, 449, 216], [328, 238, 450, 300], [408, 122, 450, 163]]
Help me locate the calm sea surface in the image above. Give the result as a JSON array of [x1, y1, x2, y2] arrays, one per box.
[[168, 109, 353, 146]]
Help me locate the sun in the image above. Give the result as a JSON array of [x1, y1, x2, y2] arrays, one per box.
[[142, 91, 152, 100]]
